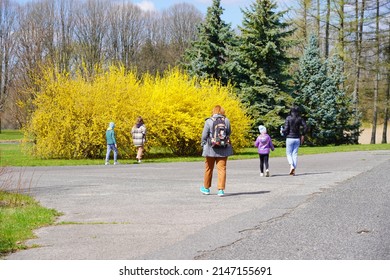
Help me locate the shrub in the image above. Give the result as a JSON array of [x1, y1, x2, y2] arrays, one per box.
[[23, 67, 251, 158]]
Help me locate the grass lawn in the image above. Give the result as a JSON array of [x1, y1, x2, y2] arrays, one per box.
[[0, 130, 23, 142], [0, 190, 61, 256], [1, 135, 390, 166]]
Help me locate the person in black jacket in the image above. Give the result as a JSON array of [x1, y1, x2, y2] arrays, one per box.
[[281, 106, 308, 175]]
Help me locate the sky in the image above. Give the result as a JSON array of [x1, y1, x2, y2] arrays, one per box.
[[15, 0, 297, 28], [134, 0, 297, 28]]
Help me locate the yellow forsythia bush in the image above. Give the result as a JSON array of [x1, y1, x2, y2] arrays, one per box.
[[23, 66, 251, 159]]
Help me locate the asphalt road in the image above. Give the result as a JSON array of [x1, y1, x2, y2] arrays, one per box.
[[3, 150, 390, 260]]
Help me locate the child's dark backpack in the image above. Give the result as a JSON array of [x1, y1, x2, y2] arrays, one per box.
[[210, 117, 229, 148]]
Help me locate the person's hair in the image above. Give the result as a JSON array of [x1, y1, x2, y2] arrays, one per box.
[[289, 105, 302, 131], [290, 105, 300, 118], [212, 105, 225, 115], [136, 116, 144, 126]]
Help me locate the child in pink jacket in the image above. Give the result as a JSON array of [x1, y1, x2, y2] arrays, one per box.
[[254, 125, 275, 177]]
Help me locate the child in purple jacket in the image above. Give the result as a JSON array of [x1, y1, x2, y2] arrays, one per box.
[[254, 125, 275, 177]]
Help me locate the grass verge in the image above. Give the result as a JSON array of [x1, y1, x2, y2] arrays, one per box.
[[0, 191, 60, 257], [0, 130, 23, 142], [1, 142, 390, 166], [1, 129, 390, 166]]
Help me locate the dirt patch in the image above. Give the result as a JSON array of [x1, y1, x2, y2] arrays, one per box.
[[360, 123, 390, 144]]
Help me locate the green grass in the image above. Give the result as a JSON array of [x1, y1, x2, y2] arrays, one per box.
[[0, 191, 60, 256], [1, 129, 390, 166], [1, 142, 390, 166], [0, 130, 23, 142]]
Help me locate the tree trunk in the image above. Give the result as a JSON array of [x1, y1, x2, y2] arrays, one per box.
[[316, 0, 320, 41], [338, 0, 345, 89], [352, 0, 365, 144], [382, 24, 390, 144], [325, 0, 330, 58], [370, 0, 380, 144], [382, 75, 389, 143], [302, 0, 310, 40]]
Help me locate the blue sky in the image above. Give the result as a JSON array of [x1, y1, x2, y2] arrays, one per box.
[[135, 0, 296, 27], [15, 0, 297, 28]]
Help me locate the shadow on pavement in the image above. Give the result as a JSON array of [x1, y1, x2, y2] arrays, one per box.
[[271, 172, 332, 177], [224, 190, 271, 197]]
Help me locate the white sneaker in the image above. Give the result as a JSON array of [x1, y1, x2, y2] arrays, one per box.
[[265, 169, 270, 177], [114, 162, 119, 165], [105, 162, 109, 165], [260, 173, 264, 177]]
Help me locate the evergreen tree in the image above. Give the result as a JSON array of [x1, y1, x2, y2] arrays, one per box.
[[294, 34, 360, 145], [236, 0, 294, 135], [182, 0, 237, 86], [294, 34, 327, 137]]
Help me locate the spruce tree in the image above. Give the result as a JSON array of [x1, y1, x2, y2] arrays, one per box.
[[236, 0, 294, 135], [320, 56, 360, 145], [183, 0, 237, 86], [294, 34, 359, 145], [294, 34, 327, 138]]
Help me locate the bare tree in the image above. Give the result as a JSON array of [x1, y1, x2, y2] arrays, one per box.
[[107, 2, 145, 71], [351, 0, 365, 143], [316, 0, 321, 39], [163, 3, 202, 58], [370, 0, 380, 144], [291, 0, 313, 47], [136, 3, 202, 75], [55, 0, 76, 73], [15, 1, 56, 72], [13, 0, 57, 125], [302, 0, 310, 39], [0, 0, 16, 132], [336, 0, 346, 82], [137, 11, 168, 75], [383, 60, 390, 143], [381, 22, 390, 143], [73, 0, 110, 75], [325, 0, 331, 58]]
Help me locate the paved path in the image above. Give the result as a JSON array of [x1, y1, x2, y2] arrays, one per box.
[[3, 150, 390, 260]]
